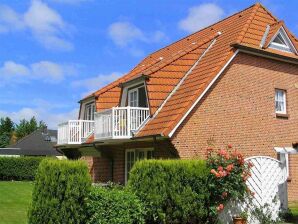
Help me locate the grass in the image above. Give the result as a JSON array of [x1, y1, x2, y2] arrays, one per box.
[[0, 181, 33, 224], [287, 202, 298, 223]]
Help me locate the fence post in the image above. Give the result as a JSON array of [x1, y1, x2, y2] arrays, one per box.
[[127, 106, 131, 137]]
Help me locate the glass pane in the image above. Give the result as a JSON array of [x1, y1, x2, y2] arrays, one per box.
[[138, 87, 147, 107], [275, 90, 285, 112], [273, 34, 287, 45]]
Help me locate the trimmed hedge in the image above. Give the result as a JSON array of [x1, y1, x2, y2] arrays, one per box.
[[87, 186, 145, 224], [0, 156, 44, 180], [28, 159, 91, 224], [127, 159, 209, 224]]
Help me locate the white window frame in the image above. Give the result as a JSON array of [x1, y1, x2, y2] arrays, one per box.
[[128, 88, 139, 107], [84, 102, 96, 120], [275, 89, 287, 114], [120, 80, 149, 108], [269, 28, 297, 54], [125, 148, 154, 183]]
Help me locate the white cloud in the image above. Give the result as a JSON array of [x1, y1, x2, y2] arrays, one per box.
[[0, 107, 78, 129], [108, 21, 167, 50], [0, 60, 77, 84], [108, 22, 145, 47], [71, 72, 122, 96], [0, 5, 25, 33], [0, 0, 73, 51], [178, 3, 224, 33]]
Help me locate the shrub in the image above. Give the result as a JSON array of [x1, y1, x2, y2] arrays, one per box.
[[28, 159, 91, 224], [127, 159, 209, 223], [87, 185, 145, 224], [0, 156, 44, 180], [206, 145, 253, 221]]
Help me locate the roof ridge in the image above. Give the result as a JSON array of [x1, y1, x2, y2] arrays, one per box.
[[144, 3, 258, 59], [258, 3, 279, 22], [81, 3, 259, 101], [235, 3, 261, 44], [163, 49, 238, 136]]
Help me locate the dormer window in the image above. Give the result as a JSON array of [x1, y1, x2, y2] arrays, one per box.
[[269, 28, 297, 54], [127, 85, 148, 108]]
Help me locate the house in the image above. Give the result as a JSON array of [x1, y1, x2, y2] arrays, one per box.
[[0, 128, 62, 157], [56, 3, 298, 202]]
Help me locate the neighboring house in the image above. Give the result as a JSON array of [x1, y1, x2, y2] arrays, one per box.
[[56, 3, 298, 201], [0, 129, 62, 157]]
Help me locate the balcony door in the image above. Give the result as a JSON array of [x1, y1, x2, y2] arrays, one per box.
[[128, 86, 147, 108], [125, 148, 154, 183], [84, 102, 95, 120]]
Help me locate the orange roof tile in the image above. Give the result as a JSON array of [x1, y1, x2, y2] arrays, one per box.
[[81, 3, 298, 139]]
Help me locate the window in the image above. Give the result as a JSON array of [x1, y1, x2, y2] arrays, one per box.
[[269, 29, 296, 53], [125, 148, 154, 182], [127, 86, 147, 108], [275, 89, 286, 114], [84, 103, 95, 120]]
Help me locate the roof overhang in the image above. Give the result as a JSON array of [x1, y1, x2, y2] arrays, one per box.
[[118, 74, 149, 88], [232, 43, 298, 65]]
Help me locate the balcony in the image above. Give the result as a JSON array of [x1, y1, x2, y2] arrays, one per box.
[[94, 107, 150, 140], [58, 120, 95, 145]]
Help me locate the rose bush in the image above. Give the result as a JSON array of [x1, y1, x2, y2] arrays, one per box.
[[206, 145, 254, 221]]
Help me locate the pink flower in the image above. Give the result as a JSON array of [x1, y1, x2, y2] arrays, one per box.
[[227, 144, 233, 148], [217, 166, 224, 172], [218, 149, 227, 157], [217, 204, 224, 212], [226, 164, 234, 172]]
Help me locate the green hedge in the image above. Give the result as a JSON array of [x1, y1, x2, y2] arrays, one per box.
[[127, 159, 209, 224], [87, 186, 145, 224], [0, 156, 44, 180], [28, 159, 91, 224]]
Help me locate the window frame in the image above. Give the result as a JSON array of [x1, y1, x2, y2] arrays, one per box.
[[125, 148, 154, 183], [128, 88, 139, 107], [84, 102, 96, 120], [275, 89, 287, 115], [268, 28, 297, 54]]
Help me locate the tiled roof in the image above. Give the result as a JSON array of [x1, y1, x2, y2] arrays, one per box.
[[82, 3, 298, 139]]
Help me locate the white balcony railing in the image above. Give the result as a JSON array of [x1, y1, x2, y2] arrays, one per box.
[[94, 107, 150, 140], [57, 120, 95, 145]]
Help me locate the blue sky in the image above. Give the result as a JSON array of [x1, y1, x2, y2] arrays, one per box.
[[0, 0, 297, 128]]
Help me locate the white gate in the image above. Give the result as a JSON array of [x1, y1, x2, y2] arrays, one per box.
[[219, 156, 288, 223]]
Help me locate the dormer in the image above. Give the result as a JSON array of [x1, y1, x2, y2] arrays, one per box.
[[261, 22, 298, 55], [79, 96, 96, 120], [119, 75, 149, 108], [268, 27, 297, 54]]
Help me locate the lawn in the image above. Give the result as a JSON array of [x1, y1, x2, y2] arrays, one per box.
[[288, 202, 298, 223], [0, 181, 33, 224]]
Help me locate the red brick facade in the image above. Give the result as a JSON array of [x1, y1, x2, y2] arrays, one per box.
[[83, 52, 298, 202], [171, 53, 298, 202]]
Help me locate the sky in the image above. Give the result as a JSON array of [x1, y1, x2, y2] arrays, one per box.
[[0, 0, 297, 129]]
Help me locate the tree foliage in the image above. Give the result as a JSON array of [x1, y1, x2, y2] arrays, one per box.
[[0, 117, 14, 147], [14, 117, 47, 141]]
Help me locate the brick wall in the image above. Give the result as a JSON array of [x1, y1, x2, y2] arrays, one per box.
[[171, 52, 298, 202], [84, 139, 176, 184]]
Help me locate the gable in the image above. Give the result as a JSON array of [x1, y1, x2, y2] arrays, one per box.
[[268, 27, 297, 54]]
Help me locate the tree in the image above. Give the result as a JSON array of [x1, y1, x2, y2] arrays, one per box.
[[0, 117, 14, 147], [15, 117, 47, 141]]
